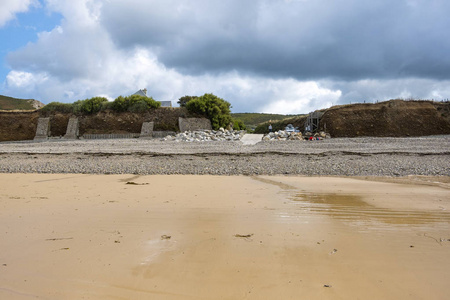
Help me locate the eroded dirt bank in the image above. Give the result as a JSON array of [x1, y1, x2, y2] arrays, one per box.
[[1, 100, 449, 141]]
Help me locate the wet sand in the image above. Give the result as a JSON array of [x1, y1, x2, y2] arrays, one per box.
[[0, 174, 449, 299]]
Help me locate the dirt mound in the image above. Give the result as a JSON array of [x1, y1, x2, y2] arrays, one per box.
[[0, 111, 39, 141], [75, 108, 185, 135], [0, 108, 189, 142], [1, 100, 449, 142], [321, 100, 450, 137]]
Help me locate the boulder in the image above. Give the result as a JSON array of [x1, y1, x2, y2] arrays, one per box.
[[163, 129, 246, 142]]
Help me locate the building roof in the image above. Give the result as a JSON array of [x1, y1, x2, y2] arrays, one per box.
[[133, 89, 147, 97], [132, 89, 171, 107]]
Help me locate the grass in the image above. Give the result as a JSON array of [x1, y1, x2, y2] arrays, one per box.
[[231, 113, 298, 128], [0, 95, 37, 110]]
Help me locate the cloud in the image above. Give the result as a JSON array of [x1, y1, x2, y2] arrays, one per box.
[[100, 0, 450, 81], [6, 70, 47, 88], [5, 46, 343, 113], [0, 0, 38, 28], [3, 0, 450, 114], [260, 81, 341, 114], [8, 23, 115, 81], [324, 78, 450, 104]]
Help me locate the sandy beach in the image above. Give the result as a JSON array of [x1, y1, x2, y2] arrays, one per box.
[[1, 173, 449, 299]]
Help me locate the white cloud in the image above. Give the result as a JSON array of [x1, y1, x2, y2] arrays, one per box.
[[260, 81, 342, 114], [5, 46, 343, 113], [6, 70, 48, 88], [0, 0, 38, 27], [3, 0, 343, 113], [324, 78, 450, 104], [2, 0, 449, 114]]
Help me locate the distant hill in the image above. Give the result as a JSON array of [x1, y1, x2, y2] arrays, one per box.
[[0, 95, 44, 110], [231, 113, 298, 128]]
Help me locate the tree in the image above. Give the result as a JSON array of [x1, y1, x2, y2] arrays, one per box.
[[177, 95, 198, 107], [186, 93, 232, 130]]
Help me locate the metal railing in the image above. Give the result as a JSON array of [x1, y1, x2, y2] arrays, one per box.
[[82, 133, 140, 139]]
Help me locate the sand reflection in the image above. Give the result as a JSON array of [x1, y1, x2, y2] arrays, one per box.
[[291, 192, 450, 227]]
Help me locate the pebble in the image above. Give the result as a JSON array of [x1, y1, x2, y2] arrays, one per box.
[[0, 136, 448, 176], [162, 128, 245, 142]]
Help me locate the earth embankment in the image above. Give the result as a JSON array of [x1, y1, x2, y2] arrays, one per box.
[[1, 100, 449, 141], [320, 100, 450, 137], [0, 108, 188, 141]]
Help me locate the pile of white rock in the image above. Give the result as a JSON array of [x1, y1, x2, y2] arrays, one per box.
[[162, 128, 246, 142], [262, 130, 303, 141], [262, 131, 330, 141]]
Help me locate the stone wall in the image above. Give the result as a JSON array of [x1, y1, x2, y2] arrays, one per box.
[[178, 117, 212, 132]]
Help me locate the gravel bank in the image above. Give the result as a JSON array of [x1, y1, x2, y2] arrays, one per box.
[[0, 136, 449, 176]]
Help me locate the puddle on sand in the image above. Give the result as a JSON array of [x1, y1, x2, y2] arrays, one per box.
[[291, 192, 450, 229], [252, 177, 450, 229]]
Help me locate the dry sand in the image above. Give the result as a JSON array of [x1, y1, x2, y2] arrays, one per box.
[[1, 174, 449, 299]]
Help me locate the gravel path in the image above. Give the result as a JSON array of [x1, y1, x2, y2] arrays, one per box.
[[0, 136, 449, 176]]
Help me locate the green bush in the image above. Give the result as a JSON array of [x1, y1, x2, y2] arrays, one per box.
[[40, 102, 74, 113], [128, 100, 150, 112], [111, 96, 127, 112], [100, 101, 113, 111], [177, 95, 198, 107], [112, 94, 160, 112], [186, 93, 232, 130], [73, 97, 108, 114], [232, 118, 246, 131]]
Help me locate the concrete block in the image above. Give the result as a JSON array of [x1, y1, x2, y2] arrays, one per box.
[[139, 121, 154, 139], [179, 117, 212, 132], [34, 118, 50, 140], [64, 118, 79, 139]]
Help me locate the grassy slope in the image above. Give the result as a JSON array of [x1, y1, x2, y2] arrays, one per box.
[[231, 113, 298, 128], [0, 95, 37, 110]]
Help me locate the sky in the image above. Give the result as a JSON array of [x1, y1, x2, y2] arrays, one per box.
[[0, 0, 449, 114]]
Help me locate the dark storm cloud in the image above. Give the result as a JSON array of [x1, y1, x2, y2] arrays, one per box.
[[101, 0, 450, 81]]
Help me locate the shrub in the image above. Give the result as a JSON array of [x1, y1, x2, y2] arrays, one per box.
[[128, 100, 150, 112], [177, 95, 198, 107], [40, 102, 74, 113], [100, 101, 113, 111], [186, 93, 232, 130], [232, 118, 246, 131], [112, 95, 160, 112], [73, 97, 108, 114], [127, 95, 160, 111], [111, 96, 127, 112]]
